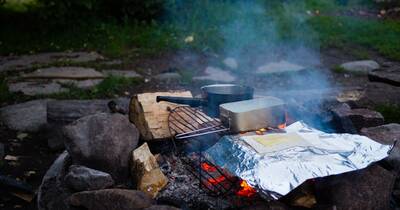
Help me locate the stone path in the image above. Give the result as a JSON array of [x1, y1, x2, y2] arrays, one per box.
[[22, 67, 105, 79], [0, 52, 104, 72], [1, 52, 145, 96]]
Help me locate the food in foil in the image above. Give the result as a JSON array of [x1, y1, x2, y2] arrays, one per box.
[[205, 121, 392, 199]]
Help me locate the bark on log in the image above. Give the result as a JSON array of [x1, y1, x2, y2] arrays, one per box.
[[129, 91, 192, 141]]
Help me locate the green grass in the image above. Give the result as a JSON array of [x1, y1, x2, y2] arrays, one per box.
[[309, 16, 400, 60], [375, 104, 400, 123], [1, 0, 400, 61], [332, 65, 346, 73]]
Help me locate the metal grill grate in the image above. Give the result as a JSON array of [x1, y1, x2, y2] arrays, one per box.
[[167, 106, 228, 140]]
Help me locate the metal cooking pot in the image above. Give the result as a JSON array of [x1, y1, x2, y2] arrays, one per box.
[[156, 84, 254, 117]]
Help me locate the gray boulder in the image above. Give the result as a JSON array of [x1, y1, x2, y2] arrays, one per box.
[[361, 124, 400, 172], [65, 165, 114, 192], [63, 113, 139, 182], [340, 60, 380, 74], [46, 98, 129, 151], [68, 189, 154, 210], [315, 164, 395, 210], [47, 98, 129, 124], [0, 99, 49, 132], [37, 151, 74, 210]]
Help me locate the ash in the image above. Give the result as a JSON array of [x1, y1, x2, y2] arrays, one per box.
[[156, 154, 233, 210]]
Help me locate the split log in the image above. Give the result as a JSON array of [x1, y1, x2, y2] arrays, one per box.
[[131, 143, 168, 198], [129, 91, 192, 141]]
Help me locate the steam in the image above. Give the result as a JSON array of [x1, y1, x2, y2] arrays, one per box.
[[166, 0, 334, 130]]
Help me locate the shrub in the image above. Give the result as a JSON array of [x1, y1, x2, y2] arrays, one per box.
[[36, 0, 166, 22]]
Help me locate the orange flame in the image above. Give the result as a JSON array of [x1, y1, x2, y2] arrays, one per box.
[[208, 176, 226, 185], [201, 162, 217, 173], [236, 180, 256, 197], [278, 123, 286, 129]]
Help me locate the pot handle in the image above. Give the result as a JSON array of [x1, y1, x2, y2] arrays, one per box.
[[156, 96, 205, 107]]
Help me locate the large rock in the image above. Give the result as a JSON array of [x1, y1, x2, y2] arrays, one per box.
[[352, 83, 400, 108], [193, 66, 235, 82], [68, 189, 153, 210], [47, 98, 129, 124], [340, 60, 380, 74], [315, 164, 395, 210], [0, 100, 49, 132], [331, 103, 384, 132], [361, 124, 400, 172], [63, 113, 139, 182], [0, 52, 104, 72], [46, 98, 129, 151], [64, 165, 114, 192], [131, 143, 168, 198], [37, 151, 74, 210], [369, 66, 400, 87], [9, 81, 67, 96], [22, 67, 104, 79]]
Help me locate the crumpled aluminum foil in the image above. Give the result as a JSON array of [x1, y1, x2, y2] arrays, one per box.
[[204, 121, 392, 199]]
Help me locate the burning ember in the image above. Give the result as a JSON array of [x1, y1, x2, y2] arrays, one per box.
[[278, 123, 286, 129], [236, 180, 257, 197], [208, 176, 226, 185], [201, 162, 217, 173]]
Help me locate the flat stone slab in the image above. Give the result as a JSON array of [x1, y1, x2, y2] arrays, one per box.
[[153, 72, 181, 81], [0, 99, 49, 132], [331, 104, 384, 133], [9, 81, 68, 96], [22, 67, 104, 79], [256, 60, 305, 74], [193, 66, 235, 82], [368, 66, 400, 86], [340, 60, 380, 74], [361, 124, 400, 172], [55, 79, 103, 89], [223, 57, 238, 70], [315, 164, 395, 210], [103, 70, 142, 79], [0, 52, 104, 72]]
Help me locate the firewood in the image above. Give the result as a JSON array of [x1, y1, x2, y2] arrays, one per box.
[[129, 91, 192, 141]]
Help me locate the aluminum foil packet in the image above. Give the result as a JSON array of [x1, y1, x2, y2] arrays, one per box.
[[204, 121, 392, 199]]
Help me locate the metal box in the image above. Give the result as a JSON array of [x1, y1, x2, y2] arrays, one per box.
[[219, 97, 286, 132]]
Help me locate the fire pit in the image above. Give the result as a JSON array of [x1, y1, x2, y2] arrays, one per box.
[[157, 99, 392, 209]]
